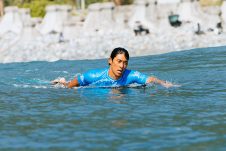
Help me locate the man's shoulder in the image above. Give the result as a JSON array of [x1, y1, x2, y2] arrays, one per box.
[[84, 68, 108, 77], [124, 69, 138, 75], [124, 69, 148, 84], [125, 69, 146, 78]]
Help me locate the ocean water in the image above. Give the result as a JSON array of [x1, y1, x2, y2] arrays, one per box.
[[0, 46, 226, 150]]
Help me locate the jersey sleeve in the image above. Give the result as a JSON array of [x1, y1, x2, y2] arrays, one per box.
[[77, 70, 96, 86], [76, 69, 105, 86], [129, 70, 148, 84]]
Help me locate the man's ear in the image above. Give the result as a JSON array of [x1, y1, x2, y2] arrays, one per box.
[[108, 58, 112, 65]]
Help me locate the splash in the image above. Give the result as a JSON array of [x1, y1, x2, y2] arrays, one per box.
[[13, 84, 48, 89], [12, 75, 181, 90], [12, 78, 51, 89]]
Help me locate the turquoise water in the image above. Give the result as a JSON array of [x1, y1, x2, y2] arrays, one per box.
[[0, 46, 226, 150]]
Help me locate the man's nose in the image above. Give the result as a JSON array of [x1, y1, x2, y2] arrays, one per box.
[[120, 62, 126, 68], [119, 62, 123, 68]]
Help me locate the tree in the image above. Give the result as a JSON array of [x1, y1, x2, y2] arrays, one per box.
[[113, 0, 122, 6], [113, 0, 133, 5], [0, 0, 3, 16], [1, 0, 133, 17]]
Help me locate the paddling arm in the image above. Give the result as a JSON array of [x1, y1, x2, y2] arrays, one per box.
[[147, 76, 173, 88], [51, 77, 79, 88], [66, 78, 80, 88]]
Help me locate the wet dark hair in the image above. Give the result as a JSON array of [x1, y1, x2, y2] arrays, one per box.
[[110, 47, 129, 61]]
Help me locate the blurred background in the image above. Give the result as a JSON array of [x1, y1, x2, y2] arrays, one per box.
[[0, 0, 226, 63]]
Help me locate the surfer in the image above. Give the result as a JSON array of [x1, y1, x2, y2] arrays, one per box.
[[52, 47, 175, 88]]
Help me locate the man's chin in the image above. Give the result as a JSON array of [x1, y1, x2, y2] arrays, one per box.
[[116, 72, 123, 77]]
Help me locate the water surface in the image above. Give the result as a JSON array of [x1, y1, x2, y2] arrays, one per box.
[[0, 46, 226, 150]]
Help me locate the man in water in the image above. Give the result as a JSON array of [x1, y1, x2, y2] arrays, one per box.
[[52, 47, 174, 88]]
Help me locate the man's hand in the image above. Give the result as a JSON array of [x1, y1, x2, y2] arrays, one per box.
[[161, 81, 174, 88], [147, 77, 179, 88], [51, 77, 67, 85]]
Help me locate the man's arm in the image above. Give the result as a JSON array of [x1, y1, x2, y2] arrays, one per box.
[[51, 77, 79, 88], [147, 76, 173, 88]]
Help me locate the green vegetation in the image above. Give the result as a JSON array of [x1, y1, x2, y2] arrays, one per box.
[[4, 0, 75, 17], [200, 0, 222, 6], [85, 0, 133, 6], [3, 0, 133, 17]]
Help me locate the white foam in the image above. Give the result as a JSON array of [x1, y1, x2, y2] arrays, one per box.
[[13, 84, 48, 89]]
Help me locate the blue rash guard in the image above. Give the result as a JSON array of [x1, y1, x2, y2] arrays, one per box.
[[77, 68, 148, 87]]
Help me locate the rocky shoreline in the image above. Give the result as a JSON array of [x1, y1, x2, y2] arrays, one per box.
[[0, 28, 226, 63]]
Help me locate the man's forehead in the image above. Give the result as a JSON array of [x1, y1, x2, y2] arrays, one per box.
[[114, 54, 128, 61]]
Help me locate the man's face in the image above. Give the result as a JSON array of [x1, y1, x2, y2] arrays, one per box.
[[109, 53, 128, 79]]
